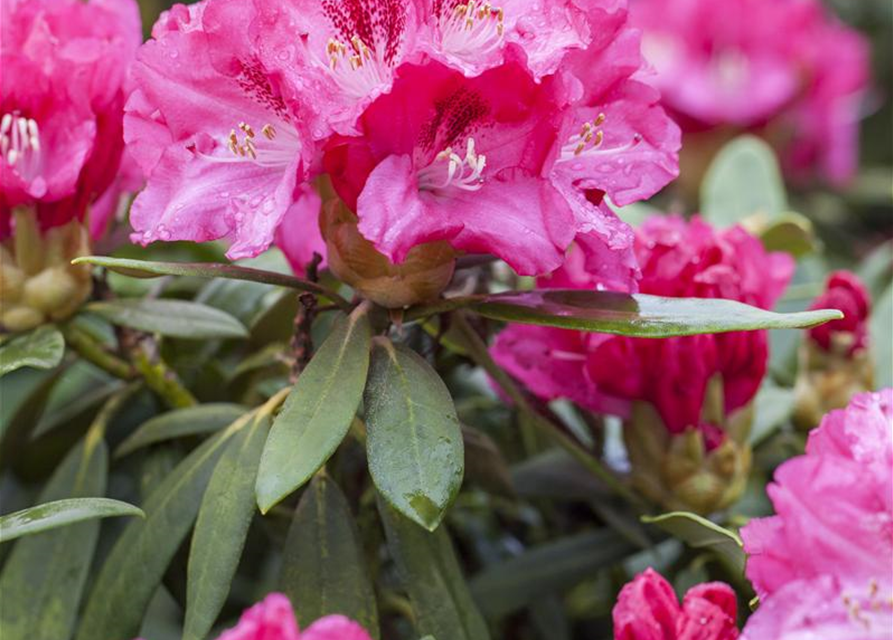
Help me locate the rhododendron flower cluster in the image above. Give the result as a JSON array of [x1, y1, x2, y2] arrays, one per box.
[[631, 0, 870, 184], [492, 215, 795, 512], [740, 389, 893, 638], [125, 0, 680, 293], [0, 0, 142, 332], [794, 270, 875, 429], [612, 568, 739, 640]]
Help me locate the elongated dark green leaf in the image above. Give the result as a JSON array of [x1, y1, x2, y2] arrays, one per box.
[[379, 501, 489, 640], [642, 512, 745, 574], [470, 290, 843, 336], [0, 326, 64, 377], [183, 413, 270, 640], [86, 299, 248, 340], [76, 418, 246, 640], [470, 529, 635, 618], [0, 432, 106, 640], [701, 135, 787, 227], [256, 309, 371, 513], [0, 499, 143, 543], [74, 256, 347, 304], [365, 341, 463, 531], [280, 475, 379, 638], [115, 403, 246, 458]]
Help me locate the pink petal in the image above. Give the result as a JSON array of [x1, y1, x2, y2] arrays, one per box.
[[301, 615, 374, 640]]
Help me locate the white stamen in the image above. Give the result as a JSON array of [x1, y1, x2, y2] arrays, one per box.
[[439, 1, 505, 60], [558, 114, 642, 163], [203, 119, 301, 169], [417, 137, 487, 194], [0, 113, 42, 181], [323, 36, 390, 99]]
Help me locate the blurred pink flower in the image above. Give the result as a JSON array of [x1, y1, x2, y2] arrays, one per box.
[[0, 0, 142, 240], [613, 568, 739, 640], [741, 389, 893, 598], [630, 0, 870, 184], [807, 270, 871, 356], [492, 215, 794, 434]]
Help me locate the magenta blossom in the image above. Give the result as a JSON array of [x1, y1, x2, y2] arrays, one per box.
[[613, 568, 739, 640], [631, 0, 869, 184], [216, 593, 371, 640], [135, 593, 372, 640], [0, 0, 142, 239], [741, 389, 893, 638], [492, 215, 794, 433], [807, 270, 871, 356]]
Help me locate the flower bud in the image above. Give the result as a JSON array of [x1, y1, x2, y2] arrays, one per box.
[[1, 208, 93, 333], [320, 199, 455, 308], [625, 378, 753, 515], [793, 271, 874, 430]]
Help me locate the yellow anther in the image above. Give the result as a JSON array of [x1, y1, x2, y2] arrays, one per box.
[[262, 124, 276, 140]]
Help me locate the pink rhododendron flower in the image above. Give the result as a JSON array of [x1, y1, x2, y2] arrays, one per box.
[[127, 0, 679, 285], [492, 215, 794, 433], [0, 0, 142, 240], [136, 593, 373, 640], [740, 389, 893, 638], [741, 389, 893, 599], [807, 270, 871, 356], [613, 568, 739, 640], [740, 575, 893, 640], [125, 0, 318, 260], [631, 0, 870, 184]]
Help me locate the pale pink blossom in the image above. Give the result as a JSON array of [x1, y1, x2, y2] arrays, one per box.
[[613, 568, 739, 640], [741, 389, 893, 598], [0, 0, 142, 239]]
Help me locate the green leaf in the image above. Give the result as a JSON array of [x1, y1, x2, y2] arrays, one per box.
[[759, 212, 817, 258], [280, 475, 379, 638], [85, 299, 248, 340], [379, 500, 489, 640], [0, 326, 64, 377], [0, 498, 143, 543], [701, 135, 787, 227], [183, 413, 270, 640], [871, 283, 893, 388], [469, 290, 843, 337], [74, 256, 348, 306], [76, 417, 247, 640], [114, 403, 246, 458], [0, 430, 106, 640], [365, 341, 464, 531], [749, 383, 795, 446], [256, 309, 371, 513], [642, 512, 745, 574], [470, 529, 635, 618]]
